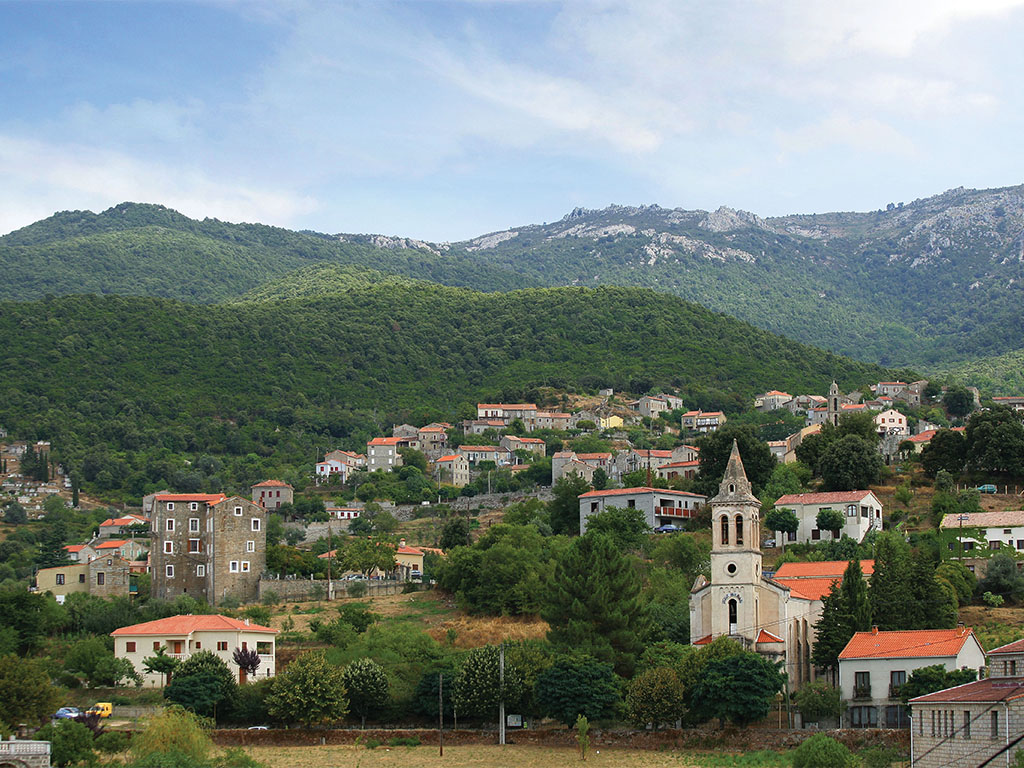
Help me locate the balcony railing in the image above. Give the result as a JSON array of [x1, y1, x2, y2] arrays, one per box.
[[889, 684, 903, 699], [853, 686, 872, 700], [655, 506, 695, 518]]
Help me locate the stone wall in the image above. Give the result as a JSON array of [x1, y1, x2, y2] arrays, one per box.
[[258, 577, 412, 602]]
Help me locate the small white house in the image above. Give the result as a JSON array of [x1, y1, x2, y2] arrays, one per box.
[[939, 510, 1024, 556], [113, 614, 277, 687], [839, 627, 986, 729], [772, 491, 883, 544], [874, 408, 909, 437], [578, 487, 707, 534]]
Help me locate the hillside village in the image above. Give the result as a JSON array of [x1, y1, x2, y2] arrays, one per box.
[[4, 373, 1024, 767]]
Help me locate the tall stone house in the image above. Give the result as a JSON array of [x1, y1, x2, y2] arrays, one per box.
[[150, 493, 266, 605]]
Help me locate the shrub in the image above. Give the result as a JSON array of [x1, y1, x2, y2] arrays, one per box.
[[984, 591, 1005, 607], [95, 731, 131, 754], [130, 706, 212, 767], [35, 720, 97, 767], [347, 582, 368, 598], [792, 734, 856, 768], [261, 591, 281, 607], [364, 739, 382, 750], [387, 737, 420, 746], [242, 605, 272, 626], [861, 745, 901, 768]]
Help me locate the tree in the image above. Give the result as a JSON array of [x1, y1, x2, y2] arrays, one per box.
[[649, 534, 709, 585], [143, 646, 180, 686], [130, 706, 212, 767], [764, 508, 799, 548], [453, 645, 526, 721], [340, 658, 389, 728], [3, 502, 27, 525], [816, 508, 845, 539], [869, 532, 916, 630], [0, 655, 61, 730], [266, 650, 348, 727], [792, 734, 856, 768], [440, 518, 471, 550], [345, 536, 398, 577], [936, 561, 975, 606], [792, 681, 842, 722], [812, 560, 870, 674], [818, 435, 883, 491], [232, 647, 261, 678], [626, 666, 686, 729], [34, 720, 96, 768], [965, 407, 1024, 474], [839, 559, 872, 633], [978, 553, 1024, 602], [533, 655, 620, 727], [944, 385, 975, 419], [694, 426, 776, 497], [164, 650, 236, 719], [900, 664, 977, 704], [909, 551, 957, 629], [689, 652, 785, 727], [583, 506, 649, 551], [591, 468, 609, 491], [543, 533, 650, 676], [549, 474, 592, 535], [921, 430, 967, 476]]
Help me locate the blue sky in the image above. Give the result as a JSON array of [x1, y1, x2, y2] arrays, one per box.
[[2, 0, 1024, 241]]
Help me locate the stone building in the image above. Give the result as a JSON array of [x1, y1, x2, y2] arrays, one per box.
[[150, 493, 265, 605], [250, 480, 293, 510]]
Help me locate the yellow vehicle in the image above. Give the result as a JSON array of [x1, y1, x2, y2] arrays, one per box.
[[86, 703, 112, 718]]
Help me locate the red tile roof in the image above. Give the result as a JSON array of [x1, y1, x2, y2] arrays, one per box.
[[773, 491, 875, 506], [839, 628, 977, 660], [95, 539, 130, 549], [111, 614, 276, 636], [578, 487, 706, 499], [576, 452, 612, 460], [252, 480, 292, 488], [910, 678, 1024, 704], [987, 638, 1024, 655], [477, 403, 537, 410], [659, 460, 700, 468], [756, 629, 785, 643], [508, 436, 545, 444], [774, 560, 875, 578], [154, 493, 227, 503], [368, 437, 403, 445], [435, 454, 462, 463], [634, 449, 672, 458], [906, 430, 938, 443], [693, 634, 712, 646], [940, 510, 1024, 529], [774, 577, 842, 601], [64, 545, 86, 553], [396, 545, 423, 555]]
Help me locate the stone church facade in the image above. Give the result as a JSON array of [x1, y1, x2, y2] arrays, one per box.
[[689, 441, 824, 690]]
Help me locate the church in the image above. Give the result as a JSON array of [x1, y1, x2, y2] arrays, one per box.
[[689, 441, 869, 690]]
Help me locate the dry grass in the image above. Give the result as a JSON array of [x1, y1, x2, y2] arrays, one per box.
[[245, 744, 709, 768], [426, 613, 549, 648]]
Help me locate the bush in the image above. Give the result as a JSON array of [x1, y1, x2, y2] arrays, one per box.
[[387, 737, 420, 746], [347, 582, 368, 598], [95, 731, 131, 754], [130, 706, 212, 767], [364, 739, 382, 750], [35, 720, 97, 767], [984, 591, 1005, 607], [260, 591, 281, 607], [792, 734, 856, 768], [861, 745, 901, 768]]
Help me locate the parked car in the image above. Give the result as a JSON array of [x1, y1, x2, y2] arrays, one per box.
[[410, 569, 422, 582], [247, 726, 268, 730], [86, 702, 112, 718], [762, 538, 777, 548], [54, 707, 82, 720], [978, 484, 998, 494], [654, 524, 680, 533]]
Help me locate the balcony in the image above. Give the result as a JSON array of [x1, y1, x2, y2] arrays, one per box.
[[853, 686, 872, 700], [655, 506, 694, 518], [889, 684, 903, 699]]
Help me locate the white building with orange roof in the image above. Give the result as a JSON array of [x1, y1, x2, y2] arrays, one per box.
[[578, 487, 706, 533], [755, 391, 793, 411], [96, 513, 149, 538], [456, 444, 512, 467], [772, 490, 883, 545], [113, 614, 277, 686], [840, 626, 985, 729], [655, 459, 699, 480], [250, 480, 293, 509]]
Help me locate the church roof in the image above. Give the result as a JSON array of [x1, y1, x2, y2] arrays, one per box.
[[756, 629, 785, 643], [773, 560, 875, 579], [710, 440, 759, 505]]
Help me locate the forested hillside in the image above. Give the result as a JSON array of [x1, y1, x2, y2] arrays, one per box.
[[0, 283, 896, 502], [0, 203, 534, 302]]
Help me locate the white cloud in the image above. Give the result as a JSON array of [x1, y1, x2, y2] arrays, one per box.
[[774, 113, 917, 157], [0, 133, 317, 235]]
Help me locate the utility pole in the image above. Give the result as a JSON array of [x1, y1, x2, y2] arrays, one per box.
[[327, 524, 333, 601], [499, 642, 506, 745], [438, 672, 444, 757]]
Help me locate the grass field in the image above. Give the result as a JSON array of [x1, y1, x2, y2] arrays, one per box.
[[245, 744, 793, 768]]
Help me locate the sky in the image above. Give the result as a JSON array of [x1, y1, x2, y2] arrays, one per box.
[[2, 0, 1024, 242]]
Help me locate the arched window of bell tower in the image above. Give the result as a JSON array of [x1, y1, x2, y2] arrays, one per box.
[[735, 515, 744, 546], [720, 515, 729, 545], [728, 599, 738, 635]]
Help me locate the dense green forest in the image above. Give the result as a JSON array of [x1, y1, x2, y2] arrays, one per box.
[[0, 282, 897, 502], [0, 203, 533, 303]]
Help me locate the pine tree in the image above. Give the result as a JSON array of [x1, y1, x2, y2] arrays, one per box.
[[869, 532, 915, 630], [909, 552, 957, 629], [811, 581, 851, 674], [839, 559, 871, 632], [542, 533, 650, 676]]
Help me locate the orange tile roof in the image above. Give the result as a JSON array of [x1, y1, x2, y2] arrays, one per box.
[[940, 510, 1024, 529], [774, 560, 875, 579], [906, 430, 938, 443], [693, 634, 712, 645], [839, 628, 977, 660], [460, 445, 500, 452], [910, 678, 1024, 704], [252, 479, 292, 488], [634, 449, 673, 458], [773, 491, 875, 506], [477, 403, 537, 410], [64, 544, 86, 552], [396, 545, 423, 555], [153, 495, 226, 507], [989, 638, 1024, 655], [508, 436, 545, 444], [576, 452, 612, 460], [756, 629, 785, 643], [368, 437, 403, 445], [111, 614, 276, 636], [436, 454, 462, 463], [774, 577, 841, 601], [578, 487, 706, 499], [418, 426, 447, 433], [95, 539, 130, 549], [659, 460, 700, 468]]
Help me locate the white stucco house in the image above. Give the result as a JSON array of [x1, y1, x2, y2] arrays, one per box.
[[578, 487, 706, 534], [771, 491, 883, 544]]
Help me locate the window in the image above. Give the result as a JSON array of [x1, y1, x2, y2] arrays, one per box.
[[257, 641, 272, 654], [590, 502, 599, 513], [195, 642, 201, 649], [811, 528, 821, 540], [188, 539, 201, 553], [735, 515, 743, 546], [166, 565, 174, 578], [721, 516, 729, 545], [861, 506, 869, 518], [246, 540, 255, 552], [78, 574, 85, 583], [1017, 540, 1024, 550], [990, 540, 1002, 550], [153, 642, 161, 651], [163, 541, 173, 554], [217, 642, 228, 651], [1005, 529, 1013, 534], [241, 561, 250, 572], [849, 706, 877, 728], [189, 518, 200, 532], [992, 710, 999, 738], [626, 499, 635, 508], [166, 502, 175, 511], [96, 573, 105, 586], [854, 671, 871, 698], [847, 504, 857, 517], [234, 506, 243, 516], [787, 530, 797, 541], [196, 565, 205, 577], [890, 670, 906, 697], [931, 710, 936, 737], [1011, 660, 1017, 676], [189, 502, 198, 511], [251, 518, 261, 532], [964, 541, 976, 551], [166, 519, 175, 532], [126, 642, 136, 652], [55, 573, 65, 585], [885, 705, 909, 728], [230, 561, 239, 573], [964, 710, 971, 739]]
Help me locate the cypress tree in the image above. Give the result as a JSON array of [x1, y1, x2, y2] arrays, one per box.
[[839, 559, 872, 632], [811, 581, 852, 674], [869, 532, 915, 630], [542, 533, 650, 676]]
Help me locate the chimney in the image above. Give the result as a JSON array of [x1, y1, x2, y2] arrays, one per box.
[[244, 618, 250, 626], [872, 626, 879, 635], [400, 539, 406, 548]]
